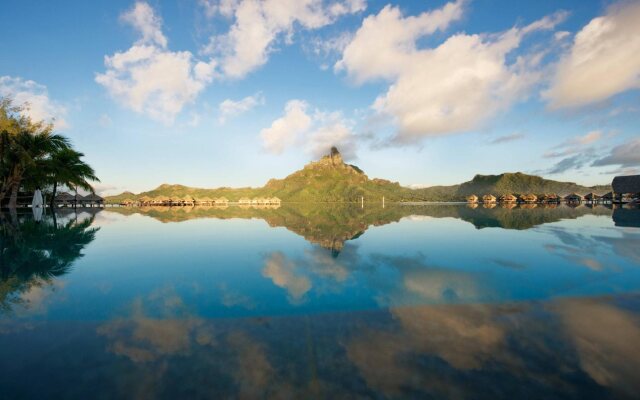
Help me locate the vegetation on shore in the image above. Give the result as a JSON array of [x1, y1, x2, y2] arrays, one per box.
[[107, 147, 610, 204], [0, 97, 99, 208]]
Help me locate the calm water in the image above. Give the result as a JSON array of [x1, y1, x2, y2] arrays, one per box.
[[1, 204, 639, 399]]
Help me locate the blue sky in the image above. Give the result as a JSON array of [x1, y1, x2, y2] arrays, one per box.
[[1, 0, 639, 195]]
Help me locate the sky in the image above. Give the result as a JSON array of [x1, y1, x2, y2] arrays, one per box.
[[1, 0, 639, 195]]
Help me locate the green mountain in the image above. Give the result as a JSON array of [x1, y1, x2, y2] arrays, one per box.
[[105, 147, 610, 203]]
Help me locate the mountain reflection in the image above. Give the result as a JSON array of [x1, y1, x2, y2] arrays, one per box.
[[0, 211, 99, 314], [106, 203, 632, 252]]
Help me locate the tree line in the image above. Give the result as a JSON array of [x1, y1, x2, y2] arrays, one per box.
[[0, 97, 99, 208]]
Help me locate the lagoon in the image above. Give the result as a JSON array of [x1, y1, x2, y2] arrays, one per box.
[[1, 204, 639, 399]]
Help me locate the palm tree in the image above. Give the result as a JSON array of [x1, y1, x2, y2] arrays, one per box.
[[2, 124, 69, 208], [46, 148, 100, 208]]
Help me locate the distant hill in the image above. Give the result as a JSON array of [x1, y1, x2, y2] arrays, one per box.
[[105, 147, 610, 203]]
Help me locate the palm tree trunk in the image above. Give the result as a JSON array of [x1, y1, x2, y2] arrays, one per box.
[[8, 181, 19, 209], [50, 181, 57, 209]]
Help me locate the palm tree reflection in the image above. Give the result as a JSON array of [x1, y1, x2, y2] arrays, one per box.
[[0, 211, 99, 314]]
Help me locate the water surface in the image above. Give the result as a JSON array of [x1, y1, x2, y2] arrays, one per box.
[[1, 204, 639, 399]]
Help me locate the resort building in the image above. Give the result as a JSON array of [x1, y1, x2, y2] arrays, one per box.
[[482, 194, 496, 203], [564, 193, 583, 203], [214, 197, 229, 205], [499, 194, 517, 204], [54, 192, 78, 207], [584, 193, 601, 204], [601, 192, 614, 204], [519, 194, 537, 204], [81, 193, 104, 207], [539, 193, 560, 204], [238, 197, 251, 205], [466, 194, 478, 204], [612, 175, 640, 203]]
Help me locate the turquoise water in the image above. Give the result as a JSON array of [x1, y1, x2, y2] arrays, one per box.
[[1, 204, 639, 398]]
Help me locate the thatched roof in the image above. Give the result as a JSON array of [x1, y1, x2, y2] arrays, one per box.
[[612, 175, 640, 194], [466, 194, 478, 201], [584, 192, 600, 200], [482, 194, 496, 201], [238, 197, 251, 202], [154, 195, 170, 202], [216, 197, 229, 202], [271, 197, 281, 202], [139, 195, 153, 202], [500, 194, 517, 201], [602, 192, 614, 199], [195, 196, 213, 203], [565, 193, 583, 200], [122, 198, 135, 204], [83, 193, 104, 201], [55, 192, 76, 201]]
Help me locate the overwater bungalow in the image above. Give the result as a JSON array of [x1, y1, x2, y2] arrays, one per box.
[[138, 195, 153, 205], [182, 196, 195, 206], [195, 196, 213, 206], [499, 194, 517, 204], [602, 192, 614, 204], [238, 197, 251, 205], [466, 194, 478, 204], [519, 194, 537, 204], [539, 193, 560, 204], [82, 193, 104, 207], [215, 197, 229, 205], [269, 197, 281, 205], [54, 192, 77, 207], [153, 195, 170, 206], [564, 193, 583, 203], [169, 197, 182, 206], [612, 175, 640, 203], [584, 193, 600, 204], [121, 198, 135, 206], [482, 194, 496, 204]]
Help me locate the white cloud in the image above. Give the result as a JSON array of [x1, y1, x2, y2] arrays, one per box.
[[202, 0, 366, 79], [260, 99, 358, 158], [0, 76, 68, 129], [336, 0, 466, 83], [545, 1, 640, 108], [96, 2, 216, 124], [121, 1, 167, 48], [218, 92, 265, 123], [260, 100, 311, 154], [336, 1, 566, 143]]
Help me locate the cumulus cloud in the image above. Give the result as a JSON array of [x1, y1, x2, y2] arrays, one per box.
[[260, 100, 312, 154], [545, 1, 640, 108], [592, 138, 640, 168], [0, 76, 68, 129], [336, 1, 567, 143], [202, 0, 366, 79], [96, 2, 216, 124], [218, 92, 265, 123], [260, 99, 358, 158]]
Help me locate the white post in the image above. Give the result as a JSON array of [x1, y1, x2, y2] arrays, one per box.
[[361, 196, 364, 208], [383, 196, 385, 208]]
